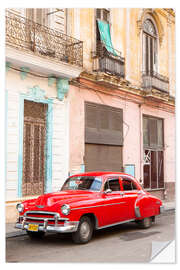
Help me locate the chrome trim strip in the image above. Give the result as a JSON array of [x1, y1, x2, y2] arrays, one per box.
[[135, 206, 141, 218], [24, 216, 68, 221], [24, 211, 60, 216], [97, 219, 135, 230], [72, 202, 126, 211]]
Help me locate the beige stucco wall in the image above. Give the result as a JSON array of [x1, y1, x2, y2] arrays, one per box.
[[71, 8, 175, 95]]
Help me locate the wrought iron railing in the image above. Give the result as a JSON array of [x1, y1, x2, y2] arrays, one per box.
[[92, 41, 125, 77], [142, 70, 169, 92], [6, 10, 83, 67]]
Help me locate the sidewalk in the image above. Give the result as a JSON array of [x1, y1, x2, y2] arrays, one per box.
[[6, 200, 175, 239]]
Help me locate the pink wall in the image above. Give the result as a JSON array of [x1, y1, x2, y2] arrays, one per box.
[[69, 84, 175, 185]]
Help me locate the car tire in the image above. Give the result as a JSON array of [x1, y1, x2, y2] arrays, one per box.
[[72, 216, 93, 244], [27, 231, 45, 239], [137, 217, 152, 229]]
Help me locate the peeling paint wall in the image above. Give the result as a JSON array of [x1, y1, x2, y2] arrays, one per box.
[[71, 8, 175, 95]]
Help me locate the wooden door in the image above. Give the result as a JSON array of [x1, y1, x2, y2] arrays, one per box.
[[22, 100, 47, 196]]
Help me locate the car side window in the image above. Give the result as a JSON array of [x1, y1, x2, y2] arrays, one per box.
[[122, 178, 138, 191], [104, 178, 120, 191]]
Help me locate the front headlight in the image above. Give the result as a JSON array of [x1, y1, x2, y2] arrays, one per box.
[[61, 204, 70, 216], [16, 203, 24, 213]]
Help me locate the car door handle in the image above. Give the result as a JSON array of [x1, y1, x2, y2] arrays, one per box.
[[120, 191, 124, 196]]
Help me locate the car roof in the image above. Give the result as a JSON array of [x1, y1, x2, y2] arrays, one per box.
[[71, 171, 134, 178]]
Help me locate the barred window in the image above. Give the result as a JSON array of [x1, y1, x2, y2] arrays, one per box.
[[143, 115, 164, 190]]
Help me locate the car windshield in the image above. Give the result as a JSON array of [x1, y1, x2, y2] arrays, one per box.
[[61, 176, 102, 191]]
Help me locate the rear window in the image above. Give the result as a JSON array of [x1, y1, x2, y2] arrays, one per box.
[[122, 178, 138, 191]]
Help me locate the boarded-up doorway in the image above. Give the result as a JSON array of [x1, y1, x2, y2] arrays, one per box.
[[85, 102, 123, 172], [22, 100, 47, 196]]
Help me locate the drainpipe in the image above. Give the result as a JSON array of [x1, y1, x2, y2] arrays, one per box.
[[139, 104, 143, 186]]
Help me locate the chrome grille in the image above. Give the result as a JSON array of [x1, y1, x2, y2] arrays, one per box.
[[23, 211, 68, 226]]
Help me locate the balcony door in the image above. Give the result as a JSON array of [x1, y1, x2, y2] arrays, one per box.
[[142, 19, 158, 74], [26, 9, 49, 26]]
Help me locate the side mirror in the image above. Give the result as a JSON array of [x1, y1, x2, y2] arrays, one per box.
[[104, 189, 112, 194]]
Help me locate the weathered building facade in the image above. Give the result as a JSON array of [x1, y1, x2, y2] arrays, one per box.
[[5, 8, 175, 222]]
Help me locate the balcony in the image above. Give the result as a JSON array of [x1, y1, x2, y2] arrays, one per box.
[[92, 41, 125, 78], [142, 71, 169, 93], [6, 10, 83, 68]]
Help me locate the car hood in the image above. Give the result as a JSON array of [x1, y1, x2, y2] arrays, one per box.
[[29, 190, 96, 209]]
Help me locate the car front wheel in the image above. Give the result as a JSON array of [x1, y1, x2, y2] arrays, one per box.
[[72, 216, 93, 244]]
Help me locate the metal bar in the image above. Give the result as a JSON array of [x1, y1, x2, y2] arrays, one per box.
[[142, 70, 169, 92], [25, 216, 68, 221], [24, 211, 60, 216]]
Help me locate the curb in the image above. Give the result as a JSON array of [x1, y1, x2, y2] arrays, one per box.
[[163, 207, 175, 212], [6, 206, 175, 239], [6, 230, 27, 239]]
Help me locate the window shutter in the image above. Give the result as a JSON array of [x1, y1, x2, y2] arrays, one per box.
[[142, 34, 146, 72], [150, 38, 153, 73], [143, 117, 149, 146], [96, 9, 101, 19], [145, 35, 149, 73], [149, 118, 158, 147], [36, 9, 43, 25], [151, 151, 158, 189], [158, 151, 164, 188], [157, 119, 163, 147], [154, 39, 158, 72], [54, 9, 66, 33], [26, 8, 34, 21], [85, 103, 123, 145]]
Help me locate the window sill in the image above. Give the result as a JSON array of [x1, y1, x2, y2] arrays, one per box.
[[145, 188, 165, 191]]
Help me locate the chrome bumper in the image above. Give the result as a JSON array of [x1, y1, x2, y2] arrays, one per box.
[[15, 221, 79, 233], [160, 205, 165, 214]]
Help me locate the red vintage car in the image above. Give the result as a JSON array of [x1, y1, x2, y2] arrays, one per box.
[[16, 172, 164, 244]]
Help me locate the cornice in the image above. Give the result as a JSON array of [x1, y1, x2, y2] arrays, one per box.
[[76, 71, 175, 110]]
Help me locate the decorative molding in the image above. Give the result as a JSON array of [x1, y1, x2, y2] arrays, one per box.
[[20, 66, 30, 80], [56, 78, 69, 101], [26, 85, 46, 101], [80, 164, 85, 173], [45, 102, 53, 193], [6, 61, 11, 72], [137, 8, 164, 45], [48, 75, 56, 86], [167, 16, 172, 26]]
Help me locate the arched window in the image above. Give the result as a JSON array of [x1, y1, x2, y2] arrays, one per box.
[[142, 18, 158, 74]]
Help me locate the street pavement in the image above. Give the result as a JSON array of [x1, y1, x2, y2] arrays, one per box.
[[6, 210, 175, 263]]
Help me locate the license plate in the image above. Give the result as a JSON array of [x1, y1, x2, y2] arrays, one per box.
[[28, 224, 39, 232]]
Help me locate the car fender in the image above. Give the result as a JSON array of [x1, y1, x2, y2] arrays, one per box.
[[134, 194, 162, 220]]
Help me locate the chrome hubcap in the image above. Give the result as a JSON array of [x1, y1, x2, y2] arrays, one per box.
[[80, 221, 90, 239]]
